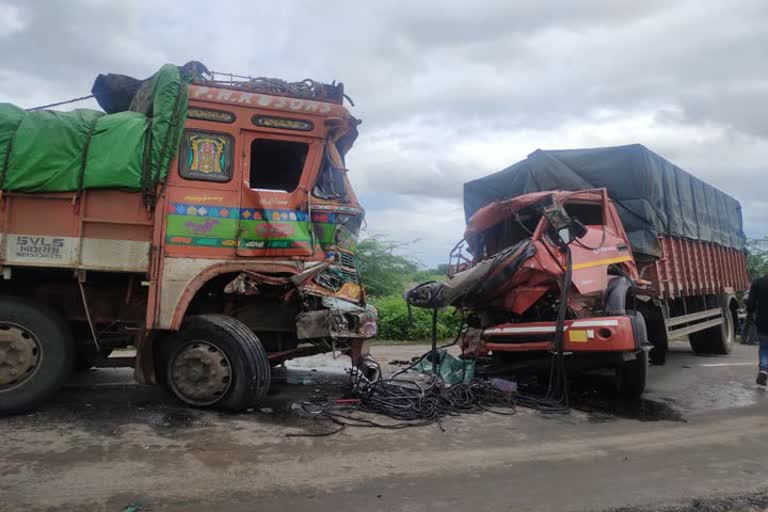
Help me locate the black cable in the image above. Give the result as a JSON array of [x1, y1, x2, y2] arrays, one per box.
[[290, 349, 568, 436], [431, 309, 439, 376], [546, 245, 572, 407]]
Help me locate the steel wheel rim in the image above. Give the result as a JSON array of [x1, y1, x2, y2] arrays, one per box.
[[169, 340, 232, 406], [0, 322, 43, 391]]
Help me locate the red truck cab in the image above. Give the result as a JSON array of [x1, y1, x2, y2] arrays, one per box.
[[450, 189, 650, 396]]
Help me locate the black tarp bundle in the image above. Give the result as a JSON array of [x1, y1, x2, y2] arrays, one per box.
[[463, 144, 745, 259]]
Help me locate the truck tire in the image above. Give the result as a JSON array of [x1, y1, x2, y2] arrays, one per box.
[[0, 296, 75, 415], [689, 301, 736, 355], [164, 315, 270, 411], [616, 310, 648, 399], [639, 305, 668, 365], [616, 350, 647, 400]]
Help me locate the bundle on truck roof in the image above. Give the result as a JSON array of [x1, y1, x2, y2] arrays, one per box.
[[463, 144, 745, 258], [0, 64, 191, 203]]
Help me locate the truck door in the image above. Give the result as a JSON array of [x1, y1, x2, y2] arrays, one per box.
[[236, 131, 322, 257]]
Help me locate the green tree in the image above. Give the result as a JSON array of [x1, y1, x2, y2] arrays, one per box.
[[747, 236, 768, 280], [356, 237, 460, 341], [356, 237, 418, 297]]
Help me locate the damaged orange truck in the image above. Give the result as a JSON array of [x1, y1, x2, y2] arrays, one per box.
[[0, 63, 376, 414], [437, 145, 748, 397]]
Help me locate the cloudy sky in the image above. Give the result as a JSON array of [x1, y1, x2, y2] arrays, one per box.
[[1, 0, 766, 266]]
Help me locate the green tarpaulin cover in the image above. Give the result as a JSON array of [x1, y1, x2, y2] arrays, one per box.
[[0, 64, 188, 196]]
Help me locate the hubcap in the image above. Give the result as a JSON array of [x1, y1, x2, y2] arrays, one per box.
[[0, 323, 42, 391], [169, 341, 232, 406]]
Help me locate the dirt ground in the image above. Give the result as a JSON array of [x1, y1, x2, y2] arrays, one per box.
[[2, 342, 767, 512]]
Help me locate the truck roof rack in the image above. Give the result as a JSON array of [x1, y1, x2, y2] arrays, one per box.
[[199, 70, 351, 106]]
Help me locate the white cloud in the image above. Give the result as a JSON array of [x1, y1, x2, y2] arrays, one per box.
[[2, 0, 767, 265], [0, 3, 24, 37]]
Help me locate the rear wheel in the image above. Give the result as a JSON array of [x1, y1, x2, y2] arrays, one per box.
[[690, 300, 735, 355], [164, 315, 270, 411], [0, 296, 75, 415]]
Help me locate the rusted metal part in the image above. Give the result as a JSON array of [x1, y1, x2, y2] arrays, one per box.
[[296, 296, 377, 340], [0, 322, 41, 390], [460, 328, 484, 357], [223, 271, 291, 296], [168, 340, 232, 406], [346, 339, 371, 367], [169, 261, 306, 330], [133, 331, 155, 385], [266, 344, 327, 364]]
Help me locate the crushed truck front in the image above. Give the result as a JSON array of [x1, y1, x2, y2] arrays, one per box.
[[442, 189, 649, 395], [144, 79, 377, 379]]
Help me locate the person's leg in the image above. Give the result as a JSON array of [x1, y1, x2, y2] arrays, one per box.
[[757, 335, 768, 386], [760, 334, 768, 370]]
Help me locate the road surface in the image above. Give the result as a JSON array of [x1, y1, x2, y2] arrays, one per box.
[[2, 343, 767, 511]]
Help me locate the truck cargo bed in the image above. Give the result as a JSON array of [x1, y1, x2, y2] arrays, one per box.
[[639, 236, 749, 299], [0, 189, 152, 272]]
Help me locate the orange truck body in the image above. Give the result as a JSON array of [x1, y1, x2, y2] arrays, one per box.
[[450, 188, 748, 395], [0, 80, 375, 386]]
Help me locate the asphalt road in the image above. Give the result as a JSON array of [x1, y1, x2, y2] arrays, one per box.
[[2, 342, 767, 512]]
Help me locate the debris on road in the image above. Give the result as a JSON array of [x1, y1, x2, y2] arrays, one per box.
[[289, 354, 569, 436]]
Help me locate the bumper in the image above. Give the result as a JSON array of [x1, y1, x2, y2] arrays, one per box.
[[296, 296, 378, 340], [464, 316, 638, 356]]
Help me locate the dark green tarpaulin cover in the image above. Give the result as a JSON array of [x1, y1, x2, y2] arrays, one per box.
[[463, 144, 745, 258], [0, 64, 188, 196]]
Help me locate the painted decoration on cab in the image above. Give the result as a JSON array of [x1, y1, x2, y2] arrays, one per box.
[[165, 203, 357, 251], [188, 134, 227, 175], [179, 131, 233, 182]]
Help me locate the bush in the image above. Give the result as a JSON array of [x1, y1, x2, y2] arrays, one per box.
[[371, 294, 462, 341]]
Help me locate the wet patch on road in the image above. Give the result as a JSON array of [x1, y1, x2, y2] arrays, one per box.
[[27, 369, 355, 439], [566, 373, 686, 423]]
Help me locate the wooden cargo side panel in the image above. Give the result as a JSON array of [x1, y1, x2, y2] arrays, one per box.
[[0, 193, 80, 268], [0, 190, 152, 272], [639, 236, 749, 300], [79, 190, 152, 272]]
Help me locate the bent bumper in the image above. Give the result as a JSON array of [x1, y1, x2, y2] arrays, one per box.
[[296, 296, 378, 340], [464, 316, 639, 356]]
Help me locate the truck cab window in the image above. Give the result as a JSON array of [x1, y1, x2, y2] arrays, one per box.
[[249, 139, 308, 192], [564, 203, 603, 225], [179, 131, 233, 182]]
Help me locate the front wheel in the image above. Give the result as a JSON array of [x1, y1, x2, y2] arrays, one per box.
[[164, 315, 270, 411]]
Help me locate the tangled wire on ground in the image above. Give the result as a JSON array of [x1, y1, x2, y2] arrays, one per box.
[[289, 355, 569, 437]]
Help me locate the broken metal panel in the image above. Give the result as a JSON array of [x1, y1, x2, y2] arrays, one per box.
[[296, 296, 377, 340]]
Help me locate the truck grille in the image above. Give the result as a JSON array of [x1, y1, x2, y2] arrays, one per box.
[[337, 251, 359, 284], [315, 251, 360, 291], [339, 251, 356, 268]]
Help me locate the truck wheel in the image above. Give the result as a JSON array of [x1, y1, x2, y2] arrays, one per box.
[[689, 302, 736, 355], [0, 296, 75, 415], [639, 305, 668, 365], [165, 315, 270, 411], [616, 350, 647, 400]]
